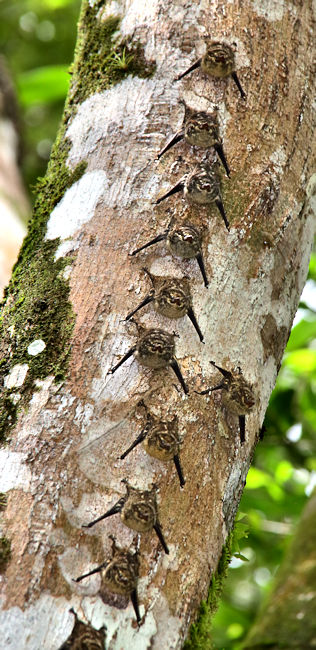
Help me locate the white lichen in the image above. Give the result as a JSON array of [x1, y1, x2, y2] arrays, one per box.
[[269, 145, 287, 177], [0, 594, 75, 650], [250, 0, 285, 21], [54, 239, 79, 261], [9, 392, 22, 404], [4, 363, 29, 389], [27, 339, 46, 356], [0, 450, 32, 492], [46, 170, 107, 242]]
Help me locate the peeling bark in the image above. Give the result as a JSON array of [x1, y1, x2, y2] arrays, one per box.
[[0, 1, 316, 649]]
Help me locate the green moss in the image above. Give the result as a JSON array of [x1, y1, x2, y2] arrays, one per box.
[[0, 396, 19, 443], [69, 2, 155, 106], [0, 51, 89, 441], [0, 537, 11, 571], [0, 142, 86, 442], [0, 2, 156, 444], [0, 61, 90, 442], [183, 532, 233, 650]]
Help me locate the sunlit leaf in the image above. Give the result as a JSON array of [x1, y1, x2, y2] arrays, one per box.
[[234, 553, 249, 562], [246, 467, 271, 489], [227, 623, 244, 639], [32, 0, 75, 8], [283, 349, 316, 374], [17, 64, 70, 106], [302, 408, 316, 433], [246, 469, 285, 501], [234, 522, 249, 542], [275, 460, 293, 484], [308, 252, 316, 281], [286, 318, 316, 352], [266, 482, 284, 501]]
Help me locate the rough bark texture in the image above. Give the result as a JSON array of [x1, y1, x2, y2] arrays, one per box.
[[243, 490, 316, 649], [0, 1, 315, 649]]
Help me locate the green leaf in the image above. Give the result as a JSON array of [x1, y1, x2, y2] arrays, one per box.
[[17, 65, 70, 106], [233, 553, 249, 562], [234, 522, 249, 542], [245, 468, 285, 501], [286, 318, 316, 352], [267, 482, 284, 501], [227, 622, 244, 640], [246, 467, 271, 489], [275, 460, 293, 484], [308, 252, 316, 281], [32, 0, 75, 8], [284, 349, 316, 374]]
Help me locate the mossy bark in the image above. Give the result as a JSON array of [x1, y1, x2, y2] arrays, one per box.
[[0, 1, 315, 649], [243, 490, 316, 649], [0, 2, 153, 443]]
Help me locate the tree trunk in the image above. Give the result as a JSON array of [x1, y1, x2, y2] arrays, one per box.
[[0, 1, 315, 649], [242, 490, 316, 649]]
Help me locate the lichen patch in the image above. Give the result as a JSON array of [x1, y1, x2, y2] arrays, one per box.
[[0, 594, 75, 649], [46, 170, 108, 241], [0, 450, 32, 492], [251, 0, 285, 22], [4, 364, 29, 389], [27, 340, 46, 356]]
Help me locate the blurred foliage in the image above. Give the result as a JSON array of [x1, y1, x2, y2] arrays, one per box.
[[1, 1, 315, 647], [17, 64, 70, 106], [0, 0, 81, 195]]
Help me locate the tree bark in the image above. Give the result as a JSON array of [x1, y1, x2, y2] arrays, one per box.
[[242, 490, 316, 649], [0, 1, 315, 649]]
